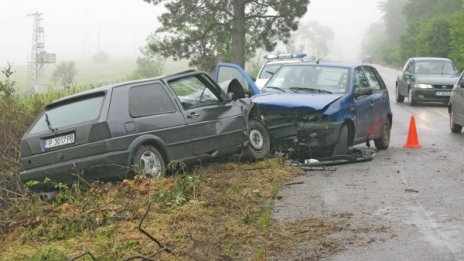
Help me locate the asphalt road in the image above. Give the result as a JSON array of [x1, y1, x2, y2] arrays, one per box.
[[272, 65, 464, 260]]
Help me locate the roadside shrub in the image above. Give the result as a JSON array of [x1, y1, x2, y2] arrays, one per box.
[[0, 64, 90, 219]]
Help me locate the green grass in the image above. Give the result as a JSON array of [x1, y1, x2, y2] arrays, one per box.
[[8, 58, 191, 93]]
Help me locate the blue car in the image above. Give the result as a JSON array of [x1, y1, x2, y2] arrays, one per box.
[[215, 62, 392, 157]]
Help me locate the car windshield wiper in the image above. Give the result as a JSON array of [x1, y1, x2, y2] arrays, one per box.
[[45, 113, 57, 132], [289, 87, 333, 94], [264, 86, 288, 93]]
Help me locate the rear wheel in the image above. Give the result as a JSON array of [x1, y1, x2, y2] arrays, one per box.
[[450, 110, 462, 133], [244, 120, 270, 160], [395, 84, 404, 103], [409, 88, 417, 106], [374, 119, 391, 150], [133, 145, 165, 177], [332, 125, 348, 156]]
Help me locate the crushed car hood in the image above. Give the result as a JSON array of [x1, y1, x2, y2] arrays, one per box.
[[252, 93, 344, 111], [415, 75, 458, 85]]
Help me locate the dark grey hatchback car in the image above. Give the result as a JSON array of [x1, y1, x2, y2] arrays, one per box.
[[20, 70, 270, 191]]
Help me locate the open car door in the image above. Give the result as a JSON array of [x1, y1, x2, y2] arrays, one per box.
[[214, 63, 261, 99]]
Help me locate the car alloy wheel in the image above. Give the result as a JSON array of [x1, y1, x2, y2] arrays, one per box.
[[244, 120, 270, 160], [134, 145, 165, 178]]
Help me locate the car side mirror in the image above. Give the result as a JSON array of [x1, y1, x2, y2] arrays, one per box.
[[355, 88, 373, 98], [404, 71, 411, 77]]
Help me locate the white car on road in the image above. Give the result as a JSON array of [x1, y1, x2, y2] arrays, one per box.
[[255, 53, 306, 88]]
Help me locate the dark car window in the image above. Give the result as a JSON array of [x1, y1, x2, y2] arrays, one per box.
[[363, 66, 381, 91], [169, 75, 221, 109], [29, 95, 104, 134], [354, 67, 370, 90], [129, 83, 177, 118]]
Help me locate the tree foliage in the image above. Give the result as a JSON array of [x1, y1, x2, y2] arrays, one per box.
[[128, 35, 166, 80], [52, 61, 78, 89], [286, 20, 334, 59], [364, 0, 463, 67], [143, 0, 310, 72]]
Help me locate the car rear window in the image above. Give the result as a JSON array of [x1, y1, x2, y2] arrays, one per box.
[[29, 95, 105, 134]]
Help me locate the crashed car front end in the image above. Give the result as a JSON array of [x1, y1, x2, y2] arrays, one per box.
[[255, 105, 344, 156]]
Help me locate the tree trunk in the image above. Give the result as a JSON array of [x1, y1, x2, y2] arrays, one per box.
[[232, 0, 246, 68]]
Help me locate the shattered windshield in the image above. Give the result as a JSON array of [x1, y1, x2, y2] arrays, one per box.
[[262, 65, 349, 94]]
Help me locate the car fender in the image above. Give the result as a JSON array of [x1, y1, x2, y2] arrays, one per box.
[[126, 134, 169, 166]]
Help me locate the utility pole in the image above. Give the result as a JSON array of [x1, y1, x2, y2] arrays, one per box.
[[27, 12, 56, 92]]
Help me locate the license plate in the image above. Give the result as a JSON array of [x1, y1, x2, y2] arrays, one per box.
[[436, 91, 451, 96], [44, 133, 75, 149]]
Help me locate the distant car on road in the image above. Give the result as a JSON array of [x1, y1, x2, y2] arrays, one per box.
[[255, 53, 306, 89], [449, 71, 464, 133], [20, 70, 270, 191], [216, 62, 392, 158], [396, 57, 460, 106]]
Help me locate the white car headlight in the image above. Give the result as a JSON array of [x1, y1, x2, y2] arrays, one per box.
[[414, 83, 433, 88]]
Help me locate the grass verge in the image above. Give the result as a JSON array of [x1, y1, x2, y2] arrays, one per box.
[[0, 158, 364, 260]]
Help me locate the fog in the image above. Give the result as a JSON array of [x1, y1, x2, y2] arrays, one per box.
[[0, 0, 382, 67]]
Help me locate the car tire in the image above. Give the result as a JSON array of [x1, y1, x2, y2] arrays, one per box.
[[244, 120, 270, 161], [395, 84, 404, 103], [133, 145, 166, 178], [450, 110, 462, 133], [374, 119, 391, 150], [332, 124, 348, 156], [409, 88, 417, 106]]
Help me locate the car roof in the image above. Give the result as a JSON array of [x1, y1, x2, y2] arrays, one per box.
[[47, 70, 201, 108], [280, 61, 368, 69], [411, 57, 452, 62], [264, 60, 303, 65]]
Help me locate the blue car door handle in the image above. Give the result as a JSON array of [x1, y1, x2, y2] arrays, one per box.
[[187, 112, 200, 118]]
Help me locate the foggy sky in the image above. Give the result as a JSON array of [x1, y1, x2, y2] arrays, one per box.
[[0, 0, 382, 66]]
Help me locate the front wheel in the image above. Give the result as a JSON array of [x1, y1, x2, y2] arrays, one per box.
[[332, 125, 349, 156], [450, 110, 462, 133], [374, 119, 391, 150], [244, 120, 270, 161], [132, 145, 166, 178], [396, 84, 404, 103], [409, 88, 417, 106]]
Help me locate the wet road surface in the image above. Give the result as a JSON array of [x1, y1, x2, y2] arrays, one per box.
[[272, 65, 464, 260]]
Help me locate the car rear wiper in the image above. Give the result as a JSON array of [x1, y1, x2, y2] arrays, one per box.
[[45, 113, 57, 132], [289, 87, 333, 94], [264, 86, 288, 93]]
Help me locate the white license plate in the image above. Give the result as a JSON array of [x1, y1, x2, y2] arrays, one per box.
[[44, 133, 75, 149], [436, 91, 451, 96]]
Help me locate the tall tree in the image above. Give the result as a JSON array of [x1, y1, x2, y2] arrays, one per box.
[[52, 61, 77, 89], [143, 0, 310, 72]]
